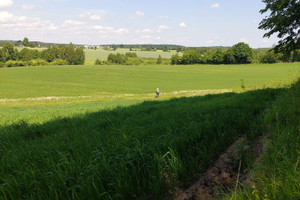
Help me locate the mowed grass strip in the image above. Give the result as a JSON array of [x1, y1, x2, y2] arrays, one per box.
[[0, 87, 284, 199], [0, 63, 299, 99]]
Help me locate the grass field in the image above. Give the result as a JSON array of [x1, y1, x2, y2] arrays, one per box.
[[0, 63, 299, 199], [84, 48, 180, 64], [0, 63, 299, 100]]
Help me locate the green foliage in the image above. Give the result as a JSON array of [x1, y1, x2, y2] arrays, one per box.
[[157, 55, 162, 64], [51, 59, 68, 65], [94, 58, 102, 65], [125, 52, 137, 58], [2, 42, 18, 61], [231, 42, 254, 64], [4, 60, 27, 67], [259, 0, 300, 53], [22, 37, 29, 46], [224, 48, 236, 64], [225, 78, 300, 200], [260, 50, 279, 63], [107, 53, 128, 64], [211, 49, 225, 64], [181, 51, 202, 64], [170, 54, 182, 65], [19, 48, 39, 61]]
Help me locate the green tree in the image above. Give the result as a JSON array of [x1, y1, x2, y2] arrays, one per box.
[[22, 37, 29, 47], [157, 55, 162, 64], [74, 48, 85, 65], [260, 50, 279, 63], [211, 49, 224, 64], [2, 42, 18, 61], [231, 42, 254, 64], [170, 54, 181, 65], [259, 0, 300, 53], [224, 49, 236, 64], [292, 50, 300, 62], [181, 51, 202, 64]]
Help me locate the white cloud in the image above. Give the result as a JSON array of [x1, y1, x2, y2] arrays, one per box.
[[211, 3, 221, 8], [0, 0, 13, 8], [93, 25, 128, 35], [0, 11, 14, 22], [157, 25, 168, 33], [115, 28, 129, 34], [206, 40, 214, 44], [142, 29, 151, 33], [21, 5, 35, 10], [136, 11, 144, 17], [142, 35, 152, 39], [239, 38, 249, 43], [160, 16, 168, 19], [179, 22, 187, 28], [64, 20, 86, 25], [80, 12, 101, 21]]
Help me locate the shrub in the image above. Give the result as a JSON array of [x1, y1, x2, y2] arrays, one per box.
[[94, 58, 102, 65], [125, 52, 137, 58], [5, 60, 17, 67], [30, 59, 48, 66], [52, 59, 67, 65]]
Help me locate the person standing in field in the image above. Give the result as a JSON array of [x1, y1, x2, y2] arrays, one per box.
[[156, 88, 160, 98]]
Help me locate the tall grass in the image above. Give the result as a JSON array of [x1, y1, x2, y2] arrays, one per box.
[[0, 88, 284, 199], [223, 78, 300, 200]]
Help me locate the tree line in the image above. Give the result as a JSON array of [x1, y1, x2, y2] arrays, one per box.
[[0, 42, 85, 67], [171, 42, 300, 65]]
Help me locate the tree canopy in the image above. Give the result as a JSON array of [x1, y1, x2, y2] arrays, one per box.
[[259, 0, 300, 53]]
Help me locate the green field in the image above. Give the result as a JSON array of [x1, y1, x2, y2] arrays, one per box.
[[1, 63, 299, 100], [84, 48, 180, 64], [0, 63, 299, 199]]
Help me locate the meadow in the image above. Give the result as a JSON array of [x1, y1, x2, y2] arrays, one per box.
[[0, 63, 299, 199], [84, 48, 180, 64]]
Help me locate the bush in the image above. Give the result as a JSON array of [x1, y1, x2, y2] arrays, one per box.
[[5, 60, 17, 67], [30, 59, 48, 66], [94, 58, 102, 65], [51, 59, 67, 65], [125, 52, 137, 58]]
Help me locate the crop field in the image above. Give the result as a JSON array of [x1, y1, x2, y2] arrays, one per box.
[[84, 48, 180, 64], [0, 63, 299, 199]]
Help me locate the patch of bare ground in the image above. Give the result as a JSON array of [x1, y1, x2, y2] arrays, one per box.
[[174, 136, 267, 200]]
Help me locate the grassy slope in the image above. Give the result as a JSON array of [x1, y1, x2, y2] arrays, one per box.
[[0, 88, 284, 200], [0, 64, 299, 99], [223, 79, 300, 200]]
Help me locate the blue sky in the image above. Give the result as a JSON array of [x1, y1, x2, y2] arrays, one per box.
[[0, 0, 279, 47]]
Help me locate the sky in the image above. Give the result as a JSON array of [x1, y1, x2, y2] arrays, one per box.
[[0, 0, 279, 48]]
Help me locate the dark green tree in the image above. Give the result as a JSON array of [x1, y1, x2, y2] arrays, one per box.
[[259, 0, 300, 53], [157, 55, 162, 64], [260, 50, 279, 63], [170, 54, 181, 65], [74, 48, 85, 65], [22, 37, 29, 47], [224, 49, 236, 64], [2, 42, 18, 61], [211, 49, 224, 64], [231, 42, 254, 64]]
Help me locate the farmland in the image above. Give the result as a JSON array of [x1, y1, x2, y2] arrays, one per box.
[[84, 49, 180, 64], [0, 63, 299, 199]]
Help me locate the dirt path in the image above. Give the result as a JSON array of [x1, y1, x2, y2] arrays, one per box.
[[175, 137, 265, 200]]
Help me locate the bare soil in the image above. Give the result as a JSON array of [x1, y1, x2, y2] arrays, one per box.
[[175, 137, 266, 200]]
